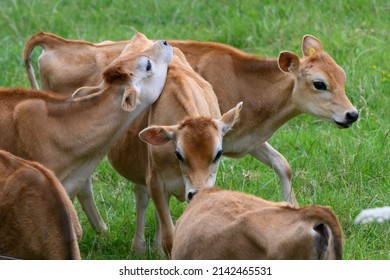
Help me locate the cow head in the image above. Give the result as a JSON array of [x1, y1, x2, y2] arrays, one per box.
[[73, 33, 173, 112], [139, 102, 242, 202], [278, 35, 359, 128]]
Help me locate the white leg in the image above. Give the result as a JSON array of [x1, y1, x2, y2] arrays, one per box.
[[76, 177, 108, 233], [131, 184, 149, 255], [250, 141, 297, 206]]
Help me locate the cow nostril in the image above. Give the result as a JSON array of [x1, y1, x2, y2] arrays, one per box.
[[187, 190, 198, 201], [162, 40, 168, 46], [346, 111, 359, 122]]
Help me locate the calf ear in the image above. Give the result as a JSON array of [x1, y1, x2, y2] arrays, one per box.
[[302, 35, 324, 57], [132, 32, 149, 42], [139, 125, 178, 146], [121, 87, 140, 112], [278, 51, 300, 74], [218, 101, 243, 136]]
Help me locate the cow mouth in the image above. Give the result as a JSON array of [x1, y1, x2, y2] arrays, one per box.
[[333, 119, 352, 129]]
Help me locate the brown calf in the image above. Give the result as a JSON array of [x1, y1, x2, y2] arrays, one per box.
[[0, 150, 81, 260], [171, 36, 359, 206], [171, 187, 343, 260], [1, 34, 172, 234]]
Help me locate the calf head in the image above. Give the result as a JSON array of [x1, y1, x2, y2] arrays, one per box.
[[278, 35, 359, 128], [73, 33, 173, 111], [139, 102, 242, 202]]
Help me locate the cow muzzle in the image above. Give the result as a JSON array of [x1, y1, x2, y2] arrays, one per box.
[[333, 110, 359, 129], [186, 189, 199, 202]]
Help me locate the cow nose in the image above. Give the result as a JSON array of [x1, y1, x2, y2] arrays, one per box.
[[187, 190, 198, 202], [346, 110, 359, 123], [162, 40, 168, 46]]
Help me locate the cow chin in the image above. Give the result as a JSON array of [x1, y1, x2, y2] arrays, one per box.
[[333, 118, 353, 129]]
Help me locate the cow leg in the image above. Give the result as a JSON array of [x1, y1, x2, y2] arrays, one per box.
[[131, 184, 149, 255], [76, 177, 108, 233], [152, 191, 172, 253], [250, 141, 298, 206], [153, 209, 160, 246], [147, 170, 174, 257]]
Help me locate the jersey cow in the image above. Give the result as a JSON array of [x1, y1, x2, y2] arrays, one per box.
[[0, 150, 82, 260], [171, 187, 343, 260], [23, 32, 359, 207], [1, 34, 172, 234]]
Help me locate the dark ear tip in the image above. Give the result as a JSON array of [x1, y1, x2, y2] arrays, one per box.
[[103, 66, 130, 84], [313, 223, 330, 242]]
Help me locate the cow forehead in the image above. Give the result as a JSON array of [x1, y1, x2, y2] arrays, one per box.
[[302, 53, 346, 84], [177, 117, 220, 154], [114, 41, 162, 70], [179, 117, 219, 141], [120, 36, 154, 59]]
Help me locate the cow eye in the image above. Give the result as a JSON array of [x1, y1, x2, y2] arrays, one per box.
[[175, 151, 184, 162], [213, 149, 223, 163], [146, 60, 152, 71], [313, 81, 327, 91]]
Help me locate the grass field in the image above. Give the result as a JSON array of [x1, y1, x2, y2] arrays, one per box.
[[0, 0, 388, 260]]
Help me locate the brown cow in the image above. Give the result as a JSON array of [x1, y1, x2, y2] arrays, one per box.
[[1, 34, 172, 234], [0, 150, 81, 260], [171, 187, 343, 260], [23, 32, 359, 208], [171, 36, 359, 206]]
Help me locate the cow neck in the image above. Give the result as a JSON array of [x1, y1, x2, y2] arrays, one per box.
[[222, 58, 300, 134], [49, 86, 131, 155]]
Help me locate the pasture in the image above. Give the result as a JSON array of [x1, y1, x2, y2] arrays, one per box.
[[0, 0, 388, 260]]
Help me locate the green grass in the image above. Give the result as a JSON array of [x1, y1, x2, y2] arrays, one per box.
[[0, 0, 388, 260]]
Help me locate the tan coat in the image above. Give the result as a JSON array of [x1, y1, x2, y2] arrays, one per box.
[[0, 150, 81, 260]]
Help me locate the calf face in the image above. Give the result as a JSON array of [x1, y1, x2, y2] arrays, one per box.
[[139, 102, 242, 202], [75, 36, 173, 113], [278, 35, 359, 128]]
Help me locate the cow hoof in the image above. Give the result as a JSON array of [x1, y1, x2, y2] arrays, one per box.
[[93, 224, 109, 236], [132, 239, 147, 256]]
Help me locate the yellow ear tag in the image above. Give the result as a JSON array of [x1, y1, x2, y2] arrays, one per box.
[[309, 48, 316, 56]]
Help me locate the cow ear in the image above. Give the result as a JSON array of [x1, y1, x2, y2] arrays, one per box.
[[139, 125, 178, 146], [132, 32, 149, 42], [217, 101, 243, 136], [278, 51, 300, 74], [302, 35, 324, 57], [121, 87, 140, 112]]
